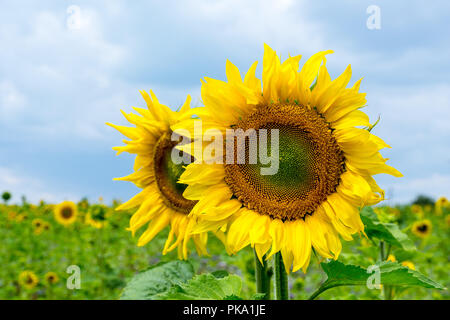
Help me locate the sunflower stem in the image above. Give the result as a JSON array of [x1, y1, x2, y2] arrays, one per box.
[[379, 241, 385, 261], [254, 250, 271, 300], [379, 241, 394, 300], [273, 252, 289, 300]]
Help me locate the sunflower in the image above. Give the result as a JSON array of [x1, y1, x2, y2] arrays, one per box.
[[15, 213, 28, 222], [387, 254, 396, 262], [411, 204, 424, 217], [54, 201, 78, 226], [108, 92, 212, 259], [411, 219, 432, 238], [42, 221, 51, 231], [32, 218, 44, 229], [435, 196, 449, 216], [85, 212, 106, 229], [44, 272, 59, 285], [7, 211, 17, 220], [401, 261, 415, 270], [18, 271, 39, 290], [178, 44, 402, 272]]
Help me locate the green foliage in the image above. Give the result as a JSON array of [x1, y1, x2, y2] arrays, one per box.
[[120, 261, 195, 300], [361, 207, 416, 251], [310, 260, 445, 299], [0, 199, 448, 300], [2, 191, 11, 203], [157, 274, 242, 300], [412, 195, 435, 207], [322, 260, 444, 289]]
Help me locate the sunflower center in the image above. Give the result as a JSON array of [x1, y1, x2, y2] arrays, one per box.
[[154, 132, 197, 213], [418, 225, 428, 232], [224, 103, 345, 221], [61, 207, 73, 219]]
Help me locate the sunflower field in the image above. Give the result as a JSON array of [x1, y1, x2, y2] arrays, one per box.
[[0, 193, 448, 300]]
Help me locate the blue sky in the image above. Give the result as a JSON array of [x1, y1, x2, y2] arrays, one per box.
[[1, 0, 449, 205]]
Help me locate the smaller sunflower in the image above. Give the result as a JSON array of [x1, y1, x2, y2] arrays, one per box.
[[32, 218, 46, 235], [44, 272, 59, 285], [85, 212, 106, 229], [387, 254, 396, 262], [18, 271, 39, 290], [411, 219, 432, 239], [411, 204, 424, 218], [401, 261, 415, 270], [54, 201, 78, 226], [42, 221, 51, 231], [32, 218, 44, 229], [7, 211, 17, 220], [435, 197, 449, 216], [389, 207, 401, 218], [15, 213, 28, 222]]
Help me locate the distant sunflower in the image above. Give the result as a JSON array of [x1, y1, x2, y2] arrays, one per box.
[[412, 219, 432, 238], [44, 272, 59, 285], [85, 212, 106, 229], [435, 197, 449, 216], [15, 213, 28, 222], [54, 201, 78, 226], [7, 211, 17, 221], [32, 218, 44, 229], [179, 45, 402, 272], [108, 92, 211, 259], [18, 271, 39, 290], [42, 221, 51, 231], [401, 261, 415, 270], [411, 204, 424, 217], [387, 254, 396, 262]]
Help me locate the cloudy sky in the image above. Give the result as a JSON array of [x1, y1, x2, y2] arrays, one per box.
[[1, 0, 449, 205]]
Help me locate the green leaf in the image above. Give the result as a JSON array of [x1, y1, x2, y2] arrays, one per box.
[[157, 274, 242, 300], [360, 207, 416, 251], [120, 260, 195, 300], [250, 293, 268, 300], [310, 260, 445, 299], [211, 270, 229, 278]]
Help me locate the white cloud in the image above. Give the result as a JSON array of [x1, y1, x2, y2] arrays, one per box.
[[0, 81, 27, 118], [180, 0, 325, 55]]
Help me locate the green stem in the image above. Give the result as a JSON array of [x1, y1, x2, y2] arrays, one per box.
[[254, 250, 271, 300], [273, 252, 289, 300], [379, 241, 385, 261], [385, 243, 392, 258], [308, 282, 345, 300], [379, 241, 393, 300]]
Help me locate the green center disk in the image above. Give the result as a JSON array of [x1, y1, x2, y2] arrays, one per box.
[[246, 126, 316, 196], [161, 147, 189, 197]]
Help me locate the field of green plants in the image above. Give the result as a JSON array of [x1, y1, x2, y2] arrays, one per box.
[[0, 192, 448, 300]]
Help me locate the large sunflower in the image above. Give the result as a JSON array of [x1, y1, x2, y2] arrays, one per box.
[[108, 91, 211, 259], [179, 45, 402, 272]]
